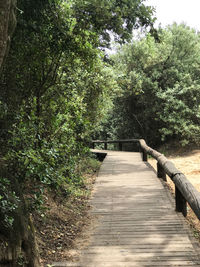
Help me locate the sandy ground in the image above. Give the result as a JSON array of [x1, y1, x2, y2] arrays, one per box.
[[167, 149, 200, 191], [148, 148, 200, 238]]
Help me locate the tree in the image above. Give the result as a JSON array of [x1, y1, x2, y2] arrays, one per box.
[[104, 24, 200, 146], [72, 0, 155, 47], [0, 0, 16, 68], [0, 0, 154, 265]]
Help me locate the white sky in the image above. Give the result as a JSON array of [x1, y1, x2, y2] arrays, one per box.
[[146, 0, 200, 30]]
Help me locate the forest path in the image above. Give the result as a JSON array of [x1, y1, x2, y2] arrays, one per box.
[[53, 150, 200, 267]]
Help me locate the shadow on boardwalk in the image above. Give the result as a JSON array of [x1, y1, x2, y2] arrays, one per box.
[[53, 151, 200, 267]]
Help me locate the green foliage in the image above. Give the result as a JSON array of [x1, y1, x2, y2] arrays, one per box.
[[72, 0, 155, 47], [0, 0, 154, 231], [77, 156, 101, 176], [0, 178, 19, 228], [103, 24, 200, 146]]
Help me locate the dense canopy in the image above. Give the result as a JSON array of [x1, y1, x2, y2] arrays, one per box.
[[0, 0, 154, 265], [96, 24, 200, 147]]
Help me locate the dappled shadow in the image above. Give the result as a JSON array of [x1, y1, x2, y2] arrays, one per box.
[[164, 147, 200, 158], [52, 151, 200, 266], [80, 151, 200, 266], [80, 181, 200, 265]]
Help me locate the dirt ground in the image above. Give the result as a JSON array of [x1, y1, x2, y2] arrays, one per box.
[[33, 173, 97, 266], [148, 147, 200, 239]]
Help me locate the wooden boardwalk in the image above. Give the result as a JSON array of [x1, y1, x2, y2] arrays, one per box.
[[53, 151, 200, 267]]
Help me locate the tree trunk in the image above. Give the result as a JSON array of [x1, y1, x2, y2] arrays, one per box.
[[0, 0, 16, 69], [0, 212, 41, 267], [0, 173, 41, 266]]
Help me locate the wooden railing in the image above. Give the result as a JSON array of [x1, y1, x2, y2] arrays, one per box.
[[92, 138, 200, 220], [92, 139, 139, 151]]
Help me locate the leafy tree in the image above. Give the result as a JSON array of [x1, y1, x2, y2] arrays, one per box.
[[0, 0, 154, 265], [72, 0, 155, 47], [104, 24, 200, 146]]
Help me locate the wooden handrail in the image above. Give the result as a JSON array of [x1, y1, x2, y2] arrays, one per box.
[[91, 138, 200, 220], [92, 139, 139, 144], [139, 139, 200, 220], [92, 139, 139, 151]]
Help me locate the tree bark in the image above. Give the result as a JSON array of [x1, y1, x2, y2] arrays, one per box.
[[0, 171, 41, 266], [0, 0, 16, 69]]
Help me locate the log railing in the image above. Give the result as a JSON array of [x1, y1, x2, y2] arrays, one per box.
[[92, 138, 200, 220], [92, 139, 139, 151]]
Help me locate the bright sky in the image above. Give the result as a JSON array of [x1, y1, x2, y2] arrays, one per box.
[[146, 0, 200, 30]]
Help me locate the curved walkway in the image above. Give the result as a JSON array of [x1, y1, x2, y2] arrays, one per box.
[[54, 150, 200, 267]]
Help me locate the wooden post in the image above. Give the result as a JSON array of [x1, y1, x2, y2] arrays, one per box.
[[104, 142, 107, 150], [142, 150, 147, 161], [157, 162, 167, 181], [119, 142, 122, 151], [175, 186, 187, 217], [92, 142, 95, 149]]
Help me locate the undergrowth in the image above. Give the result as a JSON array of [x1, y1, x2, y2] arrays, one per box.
[[33, 154, 101, 265]]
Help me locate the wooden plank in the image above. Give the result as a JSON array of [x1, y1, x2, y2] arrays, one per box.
[[53, 264, 200, 267], [139, 139, 200, 219], [51, 151, 200, 267]]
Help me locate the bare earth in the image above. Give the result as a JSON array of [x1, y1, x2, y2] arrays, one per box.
[[149, 148, 200, 238]]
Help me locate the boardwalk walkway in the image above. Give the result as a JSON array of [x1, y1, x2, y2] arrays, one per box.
[[54, 150, 200, 267]]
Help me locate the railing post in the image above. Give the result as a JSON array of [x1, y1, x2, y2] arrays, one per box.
[[157, 162, 166, 181], [104, 142, 107, 150], [92, 142, 95, 149], [119, 142, 122, 151], [142, 150, 147, 161], [175, 186, 187, 217]]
